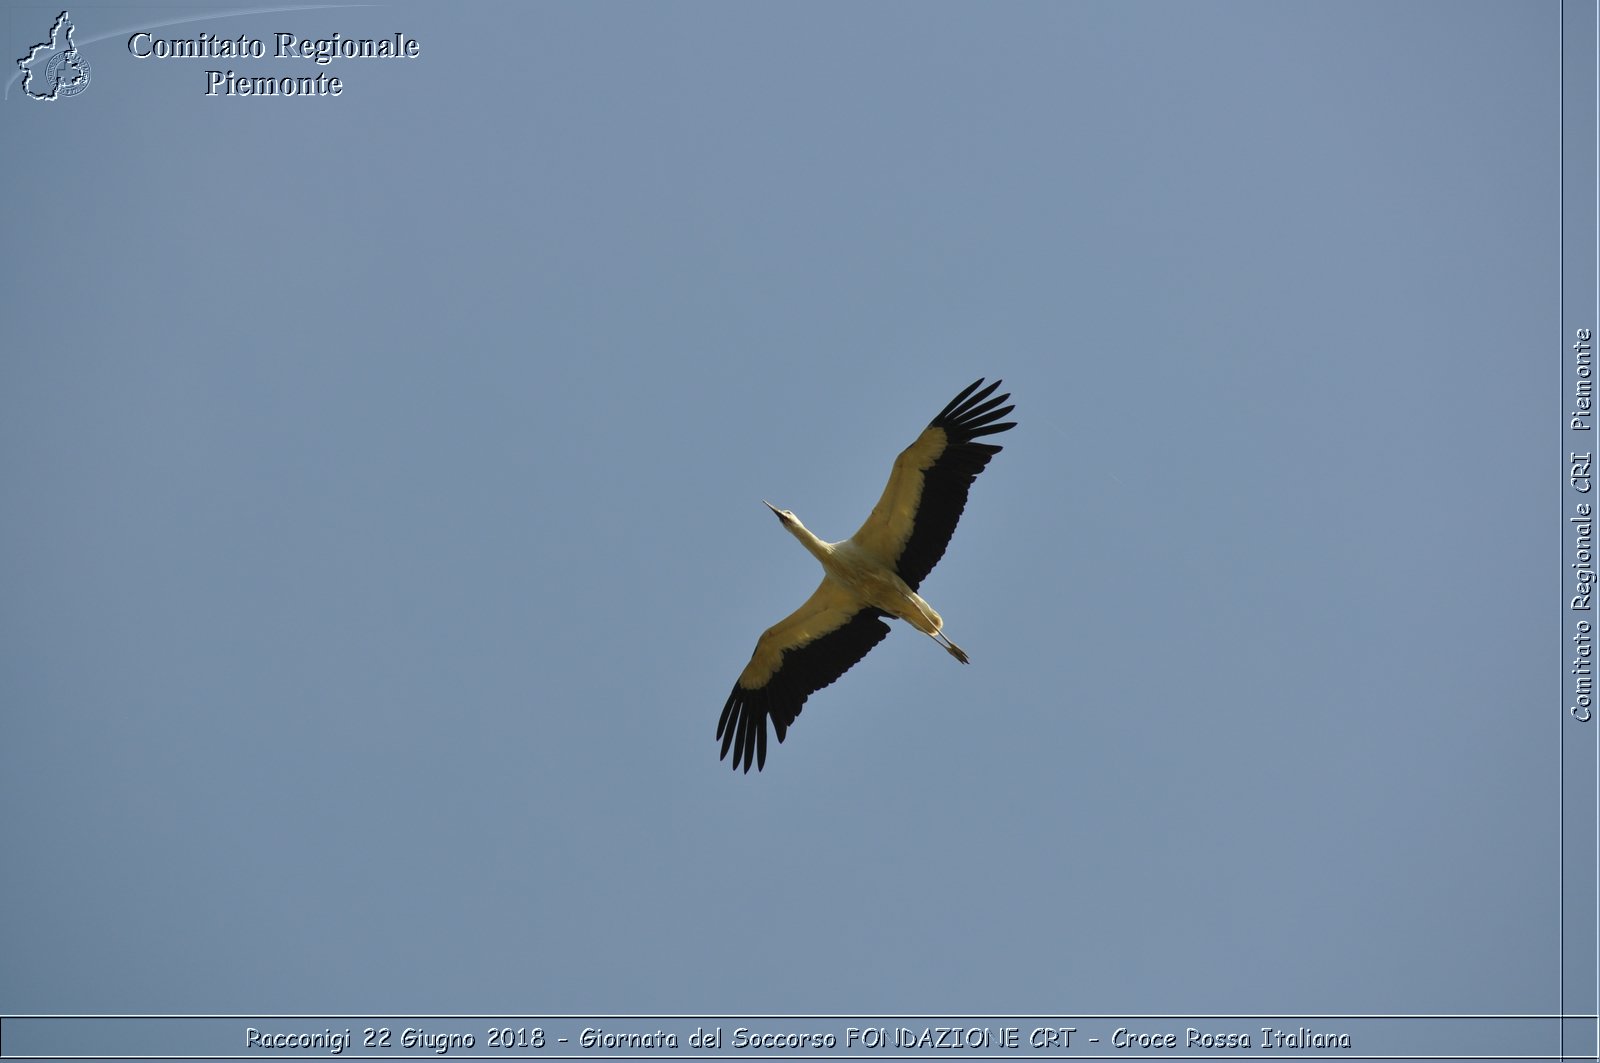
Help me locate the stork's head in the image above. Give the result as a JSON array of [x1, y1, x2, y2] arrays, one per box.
[[763, 500, 799, 529], [762, 500, 826, 555]]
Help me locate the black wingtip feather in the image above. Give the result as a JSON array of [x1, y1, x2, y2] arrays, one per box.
[[937, 378, 988, 416], [716, 688, 779, 772], [716, 689, 766, 772], [931, 379, 1012, 439]]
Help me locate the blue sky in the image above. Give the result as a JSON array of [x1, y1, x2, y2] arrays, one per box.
[[0, 0, 1577, 1038]]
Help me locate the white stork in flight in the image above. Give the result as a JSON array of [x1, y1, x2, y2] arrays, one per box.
[[718, 378, 1017, 771]]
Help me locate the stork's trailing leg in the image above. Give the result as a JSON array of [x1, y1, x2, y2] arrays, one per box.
[[929, 630, 969, 664], [897, 591, 970, 664]]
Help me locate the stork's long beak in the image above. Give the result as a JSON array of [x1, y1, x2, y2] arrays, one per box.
[[762, 500, 781, 517]]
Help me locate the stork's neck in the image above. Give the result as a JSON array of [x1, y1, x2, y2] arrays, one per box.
[[784, 516, 835, 566]]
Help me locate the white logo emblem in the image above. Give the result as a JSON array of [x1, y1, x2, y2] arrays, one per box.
[[18, 11, 92, 101]]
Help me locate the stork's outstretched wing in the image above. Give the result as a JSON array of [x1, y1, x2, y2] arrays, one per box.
[[849, 378, 1016, 590], [718, 579, 891, 772]]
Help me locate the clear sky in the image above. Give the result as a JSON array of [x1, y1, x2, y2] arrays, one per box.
[[0, 0, 1568, 1033]]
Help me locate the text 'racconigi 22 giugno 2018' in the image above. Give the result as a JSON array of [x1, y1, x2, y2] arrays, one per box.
[[127, 30, 422, 96]]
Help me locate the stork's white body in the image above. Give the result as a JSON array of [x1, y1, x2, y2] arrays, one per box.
[[769, 509, 962, 660]]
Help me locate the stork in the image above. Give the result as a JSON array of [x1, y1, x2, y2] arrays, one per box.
[[717, 378, 1017, 772]]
